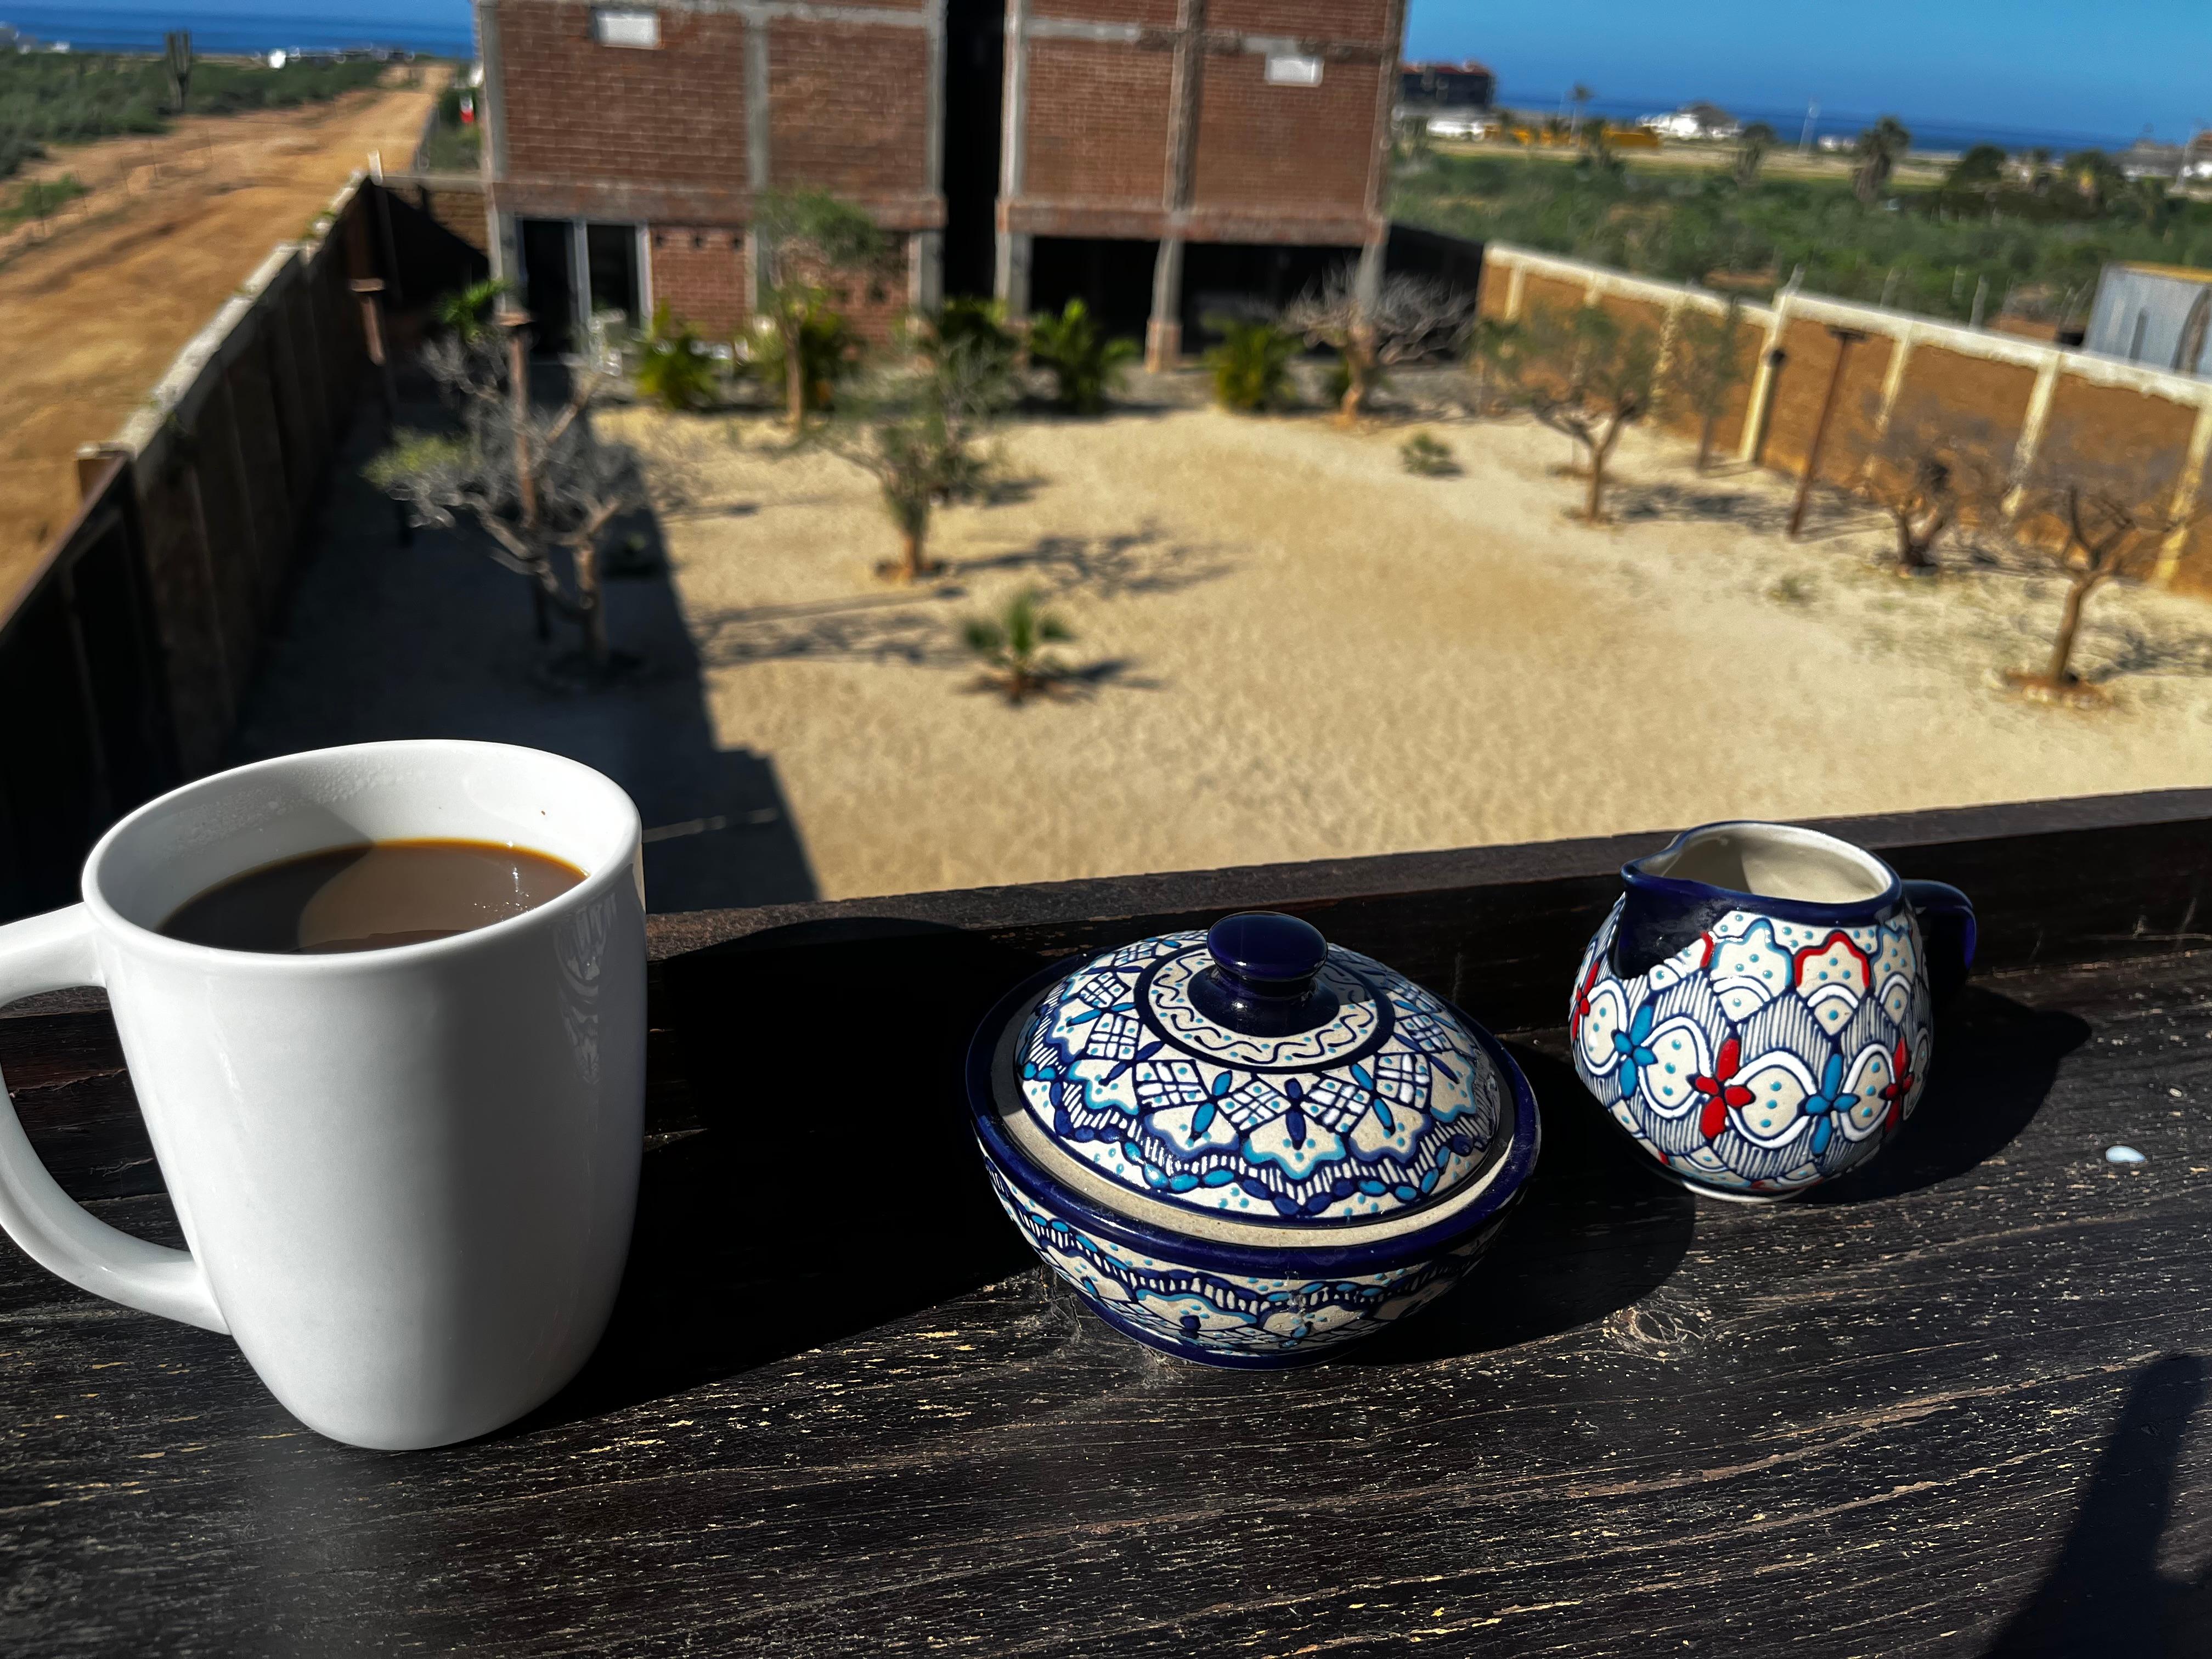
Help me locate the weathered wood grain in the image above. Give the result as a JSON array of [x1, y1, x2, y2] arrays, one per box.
[[3, 803, 2212, 1655]]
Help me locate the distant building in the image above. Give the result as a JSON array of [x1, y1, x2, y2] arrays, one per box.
[[2118, 138, 2187, 181], [1400, 60, 1493, 111], [1641, 102, 1740, 142], [2084, 262, 2212, 375], [2185, 131, 2212, 182], [474, 0, 1408, 368]]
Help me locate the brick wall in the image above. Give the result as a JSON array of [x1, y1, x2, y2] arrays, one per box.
[[1025, 38, 1173, 205], [495, 2, 751, 189], [650, 225, 751, 336], [1760, 320, 1897, 483], [767, 19, 934, 203], [1030, 0, 1180, 25], [1192, 50, 1374, 217], [1208, 0, 1392, 40], [1884, 346, 2036, 467], [1476, 244, 2212, 594]]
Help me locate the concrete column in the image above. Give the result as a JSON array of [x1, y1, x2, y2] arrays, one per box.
[[995, 0, 1029, 314], [1874, 324, 1918, 433], [1503, 260, 1526, 321], [745, 13, 772, 321], [1739, 294, 1795, 465], [2155, 388, 2212, 584], [2002, 353, 2063, 521], [1147, 238, 1184, 369], [475, 0, 510, 279], [919, 0, 945, 318], [1148, 0, 1207, 370], [1355, 0, 1408, 311], [910, 231, 944, 314]]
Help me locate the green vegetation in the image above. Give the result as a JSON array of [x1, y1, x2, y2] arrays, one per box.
[[751, 189, 891, 427], [633, 303, 719, 411], [962, 589, 1074, 704], [435, 277, 509, 343], [1400, 432, 1460, 476], [1026, 298, 1138, 415], [1, 51, 389, 179], [1658, 296, 1750, 472], [0, 171, 86, 228], [748, 303, 860, 415], [416, 82, 481, 172], [1393, 143, 2212, 328], [1203, 315, 1299, 414]]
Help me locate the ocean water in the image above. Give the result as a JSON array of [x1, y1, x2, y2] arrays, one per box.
[[0, 5, 474, 57]]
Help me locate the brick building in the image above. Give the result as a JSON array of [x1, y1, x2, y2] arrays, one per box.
[[472, 0, 1408, 362]]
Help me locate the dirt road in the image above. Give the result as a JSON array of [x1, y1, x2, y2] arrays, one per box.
[[0, 71, 443, 607]]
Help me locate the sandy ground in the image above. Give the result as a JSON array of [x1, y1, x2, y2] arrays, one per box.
[[0, 71, 441, 599], [610, 391, 2212, 901]]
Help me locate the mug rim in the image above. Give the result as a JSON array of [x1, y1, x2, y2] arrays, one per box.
[[80, 739, 641, 972]]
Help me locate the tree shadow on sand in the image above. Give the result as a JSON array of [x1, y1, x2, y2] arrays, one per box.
[[1611, 477, 1881, 541]]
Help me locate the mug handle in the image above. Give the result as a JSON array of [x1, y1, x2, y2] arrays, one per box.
[[0, 906, 227, 1333], [1902, 879, 1977, 1008]]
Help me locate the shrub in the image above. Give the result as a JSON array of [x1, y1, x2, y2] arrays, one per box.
[[747, 304, 860, 413], [632, 303, 719, 411], [1400, 432, 1460, 476], [963, 589, 1074, 704], [1026, 298, 1138, 415], [1204, 315, 1300, 414], [0, 173, 87, 228]]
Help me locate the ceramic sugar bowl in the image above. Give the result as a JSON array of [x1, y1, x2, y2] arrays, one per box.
[[1570, 821, 1975, 1202], [967, 912, 1541, 1368]]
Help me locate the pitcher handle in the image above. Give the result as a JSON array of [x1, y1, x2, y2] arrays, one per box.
[[1902, 880, 1976, 1008], [0, 906, 226, 1333]]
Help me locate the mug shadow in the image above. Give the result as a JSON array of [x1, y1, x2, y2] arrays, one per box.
[[1349, 1042, 1697, 1365], [1984, 1353, 2212, 1657], [517, 918, 1043, 1431], [1804, 985, 2090, 1206]]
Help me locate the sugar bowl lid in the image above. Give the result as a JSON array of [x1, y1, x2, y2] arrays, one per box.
[[1008, 913, 1509, 1229]]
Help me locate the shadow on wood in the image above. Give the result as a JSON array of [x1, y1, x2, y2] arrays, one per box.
[[1985, 1353, 2212, 1657], [1806, 986, 2090, 1206], [1348, 1041, 1697, 1364], [521, 918, 1046, 1427]]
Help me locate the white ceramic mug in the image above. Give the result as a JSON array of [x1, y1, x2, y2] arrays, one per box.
[[0, 741, 647, 1450]]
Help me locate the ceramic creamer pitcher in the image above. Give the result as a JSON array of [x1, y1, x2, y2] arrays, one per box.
[[1568, 822, 1973, 1201]]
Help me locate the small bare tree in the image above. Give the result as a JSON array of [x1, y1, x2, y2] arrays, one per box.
[[1284, 266, 1476, 425], [1488, 302, 1662, 521], [815, 334, 1014, 582], [1855, 397, 2005, 575], [366, 332, 646, 671], [1658, 296, 1748, 472], [2010, 425, 2207, 693]]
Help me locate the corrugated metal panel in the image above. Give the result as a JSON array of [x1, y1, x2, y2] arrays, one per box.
[[2085, 264, 2212, 375]]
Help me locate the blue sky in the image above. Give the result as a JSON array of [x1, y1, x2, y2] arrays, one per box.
[[1407, 0, 2212, 143]]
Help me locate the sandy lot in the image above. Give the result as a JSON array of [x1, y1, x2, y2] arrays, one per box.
[[0, 71, 441, 599], [614, 395, 2212, 900]]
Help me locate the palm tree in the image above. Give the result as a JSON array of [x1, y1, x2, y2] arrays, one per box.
[[1026, 298, 1139, 415], [1568, 82, 1593, 138], [963, 590, 1073, 704], [1852, 116, 1912, 206], [1734, 121, 1778, 185], [435, 278, 510, 344]]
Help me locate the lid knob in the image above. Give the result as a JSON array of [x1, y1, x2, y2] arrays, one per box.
[[1189, 912, 1340, 1036]]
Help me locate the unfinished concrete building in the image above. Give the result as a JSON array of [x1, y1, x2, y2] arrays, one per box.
[[472, 0, 1408, 358]]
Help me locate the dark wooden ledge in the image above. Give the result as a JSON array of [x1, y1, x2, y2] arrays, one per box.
[[4, 788, 2212, 1655]]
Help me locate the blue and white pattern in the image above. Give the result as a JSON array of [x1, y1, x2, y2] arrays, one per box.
[[1570, 899, 1934, 1196], [1018, 932, 1505, 1226], [985, 1166, 1502, 1363]]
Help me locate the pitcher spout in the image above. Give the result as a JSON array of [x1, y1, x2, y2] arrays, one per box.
[[1612, 821, 1901, 981]]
